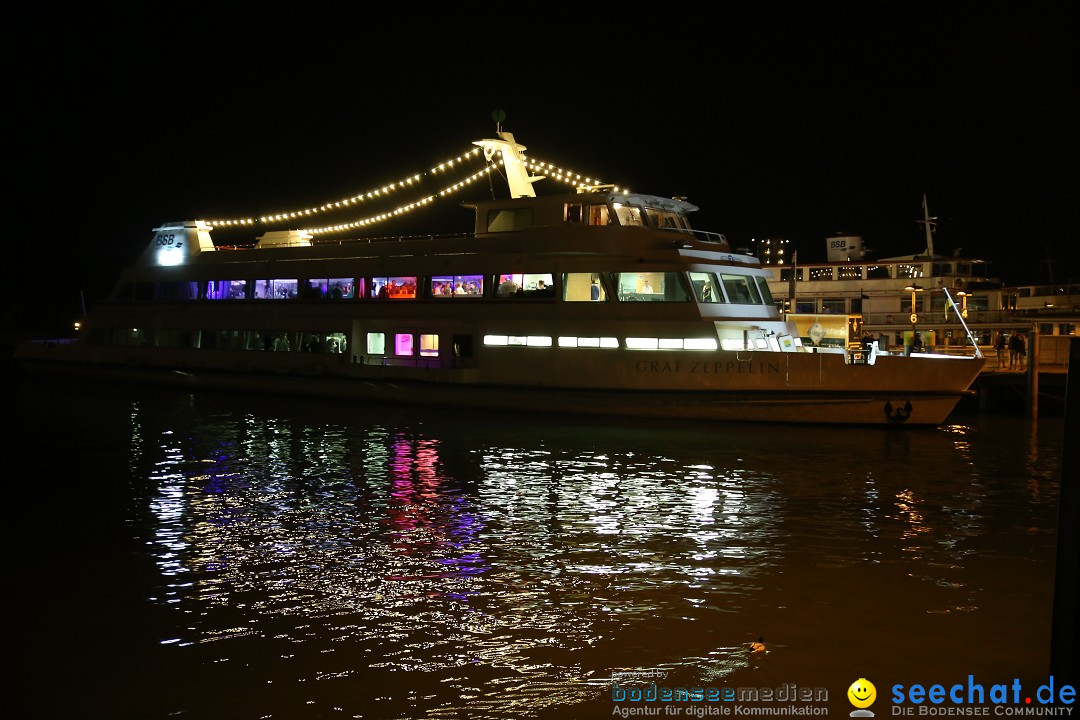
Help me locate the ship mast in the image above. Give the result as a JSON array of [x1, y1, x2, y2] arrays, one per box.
[[473, 131, 544, 199], [919, 193, 937, 257]]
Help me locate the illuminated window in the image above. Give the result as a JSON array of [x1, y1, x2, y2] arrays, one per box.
[[689, 272, 721, 303], [613, 272, 690, 301], [484, 335, 553, 347], [303, 279, 327, 299], [324, 278, 356, 299], [204, 280, 247, 300], [372, 276, 417, 299], [562, 272, 606, 302], [419, 333, 439, 357], [254, 279, 298, 300], [431, 274, 484, 297], [395, 333, 414, 356], [557, 336, 620, 348], [612, 203, 644, 226], [684, 338, 718, 350], [495, 273, 524, 297], [626, 337, 660, 349], [897, 264, 924, 279], [523, 274, 554, 296], [366, 332, 385, 354]]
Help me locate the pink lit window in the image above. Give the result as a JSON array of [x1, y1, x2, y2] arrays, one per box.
[[394, 334, 414, 356]]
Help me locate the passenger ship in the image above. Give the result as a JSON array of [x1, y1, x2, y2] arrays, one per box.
[[15, 129, 987, 426]]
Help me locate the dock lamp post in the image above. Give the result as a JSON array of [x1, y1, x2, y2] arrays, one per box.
[[905, 284, 924, 324], [956, 290, 969, 319]]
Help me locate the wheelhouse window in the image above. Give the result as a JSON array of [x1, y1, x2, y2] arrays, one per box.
[[431, 274, 484, 297], [688, 272, 723, 303], [613, 272, 690, 301], [255, 279, 298, 299], [562, 273, 607, 302], [754, 277, 774, 305], [611, 203, 644, 226], [643, 208, 685, 229], [372, 276, 417, 299], [486, 208, 533, 232], [719, 274, 762, 304]]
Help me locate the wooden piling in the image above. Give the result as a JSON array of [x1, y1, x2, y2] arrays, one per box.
[[1050, 337, 1077, 693], [1028, 324, 1039, 417]]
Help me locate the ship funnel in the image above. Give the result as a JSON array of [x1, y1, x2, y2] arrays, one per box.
[[141, 220, 216, 267], [473, 131, 543, 198], [826, 234, 864, 262]]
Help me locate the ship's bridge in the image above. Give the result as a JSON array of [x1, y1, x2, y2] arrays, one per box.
[[465, 191, 709, 238]]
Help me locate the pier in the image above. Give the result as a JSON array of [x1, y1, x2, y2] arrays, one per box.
[[965, 332, 1071, 415]]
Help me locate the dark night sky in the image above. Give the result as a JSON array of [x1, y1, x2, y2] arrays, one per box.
[[9, 6, 1075, 332]]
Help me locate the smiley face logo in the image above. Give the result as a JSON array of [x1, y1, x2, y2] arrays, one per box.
[[847, 678, 877, 709]]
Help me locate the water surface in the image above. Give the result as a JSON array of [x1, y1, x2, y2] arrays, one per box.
[[10, 379, 1064, 719]]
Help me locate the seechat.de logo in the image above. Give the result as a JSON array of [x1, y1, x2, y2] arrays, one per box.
[[848, 678, 877, 717]]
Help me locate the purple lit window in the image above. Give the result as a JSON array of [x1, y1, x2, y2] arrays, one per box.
[[205, 280, 247, 300]]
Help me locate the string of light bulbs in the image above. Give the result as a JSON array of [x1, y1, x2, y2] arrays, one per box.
[[199, 144, 626, 234]]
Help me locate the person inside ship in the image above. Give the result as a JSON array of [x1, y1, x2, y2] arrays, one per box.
[[701, 282, 713, 302], [641, 280, 654, 294], [497, 276, 522, 297]]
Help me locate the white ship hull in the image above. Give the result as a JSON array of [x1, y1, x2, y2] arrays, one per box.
[[18, 341, 983, 426]]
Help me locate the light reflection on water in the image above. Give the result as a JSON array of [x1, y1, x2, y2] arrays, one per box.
[[13, 381, 1064, 719]]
